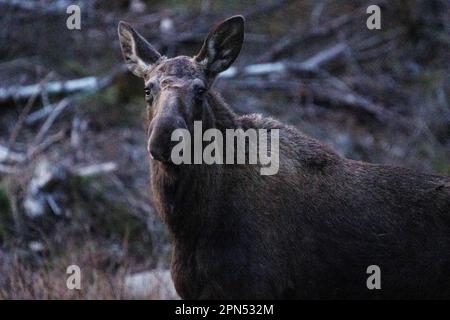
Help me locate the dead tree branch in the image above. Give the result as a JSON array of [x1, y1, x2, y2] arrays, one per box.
[[0, 144, 25, 163], [32, 99, 71, 147], [0, 65, 125, 104], [7, 73, 53, 149], [0, 77, 97, 103], [72, 162, 118, 177], [220, 43, 347, 78], [226, 78, 410, 126], [27, 130, 66, 160], [257, 14, 353, 62]]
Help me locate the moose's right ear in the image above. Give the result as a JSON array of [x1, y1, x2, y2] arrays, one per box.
[[118, 21, 161, 78], [195, 15, 244, 77]]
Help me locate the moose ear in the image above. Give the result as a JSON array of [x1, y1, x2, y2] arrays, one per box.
[[195, 15, 244, 76], [118, 21, 161, 78]]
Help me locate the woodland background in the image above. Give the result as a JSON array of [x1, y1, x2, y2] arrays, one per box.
[[0, 0, 449, 299]]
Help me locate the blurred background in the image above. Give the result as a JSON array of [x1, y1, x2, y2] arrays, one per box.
[[0, 0, 449, 299]]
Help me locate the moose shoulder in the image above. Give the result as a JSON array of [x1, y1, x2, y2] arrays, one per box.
[[118, 16, 450, 299]]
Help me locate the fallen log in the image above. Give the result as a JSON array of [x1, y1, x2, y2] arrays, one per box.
[[0, 144, 25, 163], [0, 77, 97, 103], [73, 162, 118, 177], [220, 43, 347, 78], [0, 65, 125, 104]]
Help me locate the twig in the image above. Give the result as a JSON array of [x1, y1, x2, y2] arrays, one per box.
[[293, 43, 347, 71], [25, 65, 126, 129], [27, 130, 66, 160], [307, 84, 392, 121], [26, 66, 126, 147], [25, 105, 54, 125], [73, 162, 118, 177], [8, 73, 53, 148], [0, 144, 25, 163], [32, 98, 71, 147], [257, 14, 353, 62], [108, 174, 154, 218], [226, 78, 411, 126]]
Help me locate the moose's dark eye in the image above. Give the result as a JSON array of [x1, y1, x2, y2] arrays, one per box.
[[194, 86, 206, 97], [192, 79, 206, 101], [144, 84, 155, 104], [145, 82, 155, 97]]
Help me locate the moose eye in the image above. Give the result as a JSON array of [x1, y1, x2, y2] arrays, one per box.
[[194, 86, 206, 97], [144, 84, 155, 104]]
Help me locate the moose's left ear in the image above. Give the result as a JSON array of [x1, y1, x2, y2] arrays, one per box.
[[118, 21, 161, 78], [195, 15, 244, 76]]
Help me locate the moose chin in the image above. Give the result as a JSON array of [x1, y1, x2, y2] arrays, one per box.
[[118, 15, 450, 299]]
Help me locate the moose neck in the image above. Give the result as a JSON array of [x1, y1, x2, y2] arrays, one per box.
[[205, 90, 238, 133], [150, 90, 237, 241]]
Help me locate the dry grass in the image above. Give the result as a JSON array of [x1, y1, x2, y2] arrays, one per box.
[[0, 240, 174, 299]]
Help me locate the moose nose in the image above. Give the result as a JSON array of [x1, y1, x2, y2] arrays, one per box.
[[147, 116, 187, 163], [148, 144, 168, 162]]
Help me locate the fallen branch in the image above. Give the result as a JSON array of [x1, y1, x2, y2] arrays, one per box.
[[256, 0, 389, 63], [27, 130, 66, 160], [72, 162, 118, 177], [0, 65, 125, 104], [307, 85, 393, 122], [226, 78, 409, 125], [257, 14, 353, 62], [25, 104, 54, 125], [293, 43, 348, 71], [32, 98, 71, 147], [220, 43, 347, 78], [0, 77, 97, 103], [0, 144, 25, 163], [8, 73, 53, 148]]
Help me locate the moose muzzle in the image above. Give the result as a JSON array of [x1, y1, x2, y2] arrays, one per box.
[[147, 115, 187, 163]]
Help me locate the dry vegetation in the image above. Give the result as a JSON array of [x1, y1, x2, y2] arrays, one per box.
[[0, 0, 449, 299]]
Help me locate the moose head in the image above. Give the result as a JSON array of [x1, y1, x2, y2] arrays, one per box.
[[118, 16, 244, 163]]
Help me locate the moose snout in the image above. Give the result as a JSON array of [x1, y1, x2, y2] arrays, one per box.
[[147, 116, 187, 163]]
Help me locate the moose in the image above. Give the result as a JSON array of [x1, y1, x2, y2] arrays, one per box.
[[118, 16, 450, 299]]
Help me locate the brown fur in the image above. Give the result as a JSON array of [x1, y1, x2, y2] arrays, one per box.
[[118, 16, 450, 299], [152, 91, 450, 299]]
